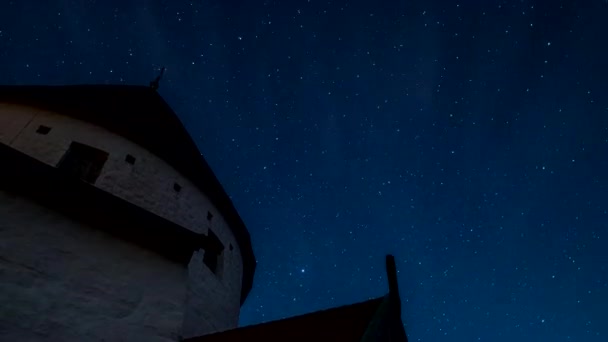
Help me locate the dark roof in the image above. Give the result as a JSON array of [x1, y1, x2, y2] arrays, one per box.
[[185, 255, 409, 342], [0, 84, 255, 305], [183, 297, 386, 342]]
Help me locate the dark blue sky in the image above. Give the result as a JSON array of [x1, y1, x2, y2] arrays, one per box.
[[2, 1, 607, 340]]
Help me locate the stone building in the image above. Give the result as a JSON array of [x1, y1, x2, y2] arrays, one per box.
[[0, 83, 407, 341]]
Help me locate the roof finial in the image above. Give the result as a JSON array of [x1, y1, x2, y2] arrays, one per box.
[[150, 66, 166, 91], [386, 254, 400, 297]]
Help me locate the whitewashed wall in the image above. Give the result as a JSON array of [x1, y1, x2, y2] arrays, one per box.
[[0, 189, 186, 341], [0, 102, 245, 339]]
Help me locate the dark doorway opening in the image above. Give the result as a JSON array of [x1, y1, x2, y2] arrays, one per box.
[[57, 141, 109, 184], [203, 229, 224, 276]]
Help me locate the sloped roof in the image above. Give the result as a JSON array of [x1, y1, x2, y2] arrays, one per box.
[[183, 297, 385, 342], [186, 255, 409, 342], [0, 84, 255, 305]]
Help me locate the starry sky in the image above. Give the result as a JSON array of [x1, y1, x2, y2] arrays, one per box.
[[1, 0, 607, 341]]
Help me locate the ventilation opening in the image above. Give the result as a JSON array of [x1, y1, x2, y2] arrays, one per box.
[[207, 211, 213, 221], [57, 141, 108, 184], [125, 154, 136, 165], [36, 125, 51, 135], [173, 183, 182, 192]]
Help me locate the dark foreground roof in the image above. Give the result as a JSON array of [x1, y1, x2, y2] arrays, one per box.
[[0, 84, 255, 305], [185, 255, 408, 342], [184, 298, 385, 342]]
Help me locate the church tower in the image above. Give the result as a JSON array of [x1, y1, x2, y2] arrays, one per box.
[[0, 84, 256, 341]]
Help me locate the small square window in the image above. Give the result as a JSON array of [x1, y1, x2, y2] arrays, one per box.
[[125, 154, 136, 164], [173, 183, 182, 192], [207, 211, 213, 221], [229, 244, 233, 251], [36, 125, 51, 135]]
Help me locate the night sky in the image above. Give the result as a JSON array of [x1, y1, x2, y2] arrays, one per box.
[[1, 1, 607, 340]]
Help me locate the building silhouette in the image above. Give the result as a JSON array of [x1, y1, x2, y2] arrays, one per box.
[[0, 83, 407, 341]]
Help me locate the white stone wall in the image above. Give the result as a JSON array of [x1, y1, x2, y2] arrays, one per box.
[[0, 102, 244, 338], [0, 190, 185, 341]]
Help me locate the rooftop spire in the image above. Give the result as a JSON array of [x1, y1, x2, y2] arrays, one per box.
[[149, 67, 166, 91], [386, 254, 400, 298]]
